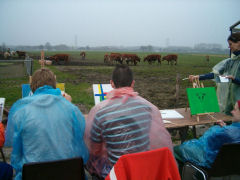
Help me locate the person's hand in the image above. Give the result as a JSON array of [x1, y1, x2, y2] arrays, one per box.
[[62, 92, 72, 102], [188, 75, 199, 82], [225, 75, 234, 80], [231, 102, 240, 121], [216, 120, 226, 127]]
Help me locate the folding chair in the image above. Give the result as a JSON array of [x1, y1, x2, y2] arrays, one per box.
[[0, 108, 8, 163], [105, 147, 181, 180], [22, 157, 85, 180], [0, 148, 6, 162], [182, 143, 240, 180]]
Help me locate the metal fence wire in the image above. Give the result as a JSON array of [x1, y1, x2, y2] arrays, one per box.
[[0, 58, 33, 87]]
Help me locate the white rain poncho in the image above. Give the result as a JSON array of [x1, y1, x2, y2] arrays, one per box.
[[5, 85, 89, 180], [85, 87, 173, 178], [212, 54, 240, 115]]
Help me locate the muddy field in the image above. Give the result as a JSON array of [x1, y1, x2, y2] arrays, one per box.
[[53, 55, 217, 114], [58, 67, 180, 113]]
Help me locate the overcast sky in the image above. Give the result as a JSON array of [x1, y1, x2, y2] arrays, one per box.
[[0, 0, 239, 47]]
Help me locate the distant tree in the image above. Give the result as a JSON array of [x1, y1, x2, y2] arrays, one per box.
[[139, 45, 153, 52], [38, 45, 44, 50], [1, 43, 6, 52], [147, 45, 153, 52], [54, 44, 70, 51], [45, 42, 52, 51], [140, 46, 146, 52]]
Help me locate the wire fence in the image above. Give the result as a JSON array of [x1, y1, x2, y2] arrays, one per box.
[[0, 58, 33, 87]]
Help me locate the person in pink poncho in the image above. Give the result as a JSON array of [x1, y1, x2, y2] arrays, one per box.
[[85, 64, 173, 179]]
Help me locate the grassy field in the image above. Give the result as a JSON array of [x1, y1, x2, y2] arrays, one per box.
[[0, 51, 228, 113]]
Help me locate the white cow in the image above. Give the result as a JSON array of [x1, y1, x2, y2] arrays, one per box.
[[4, 52, 11, 59]]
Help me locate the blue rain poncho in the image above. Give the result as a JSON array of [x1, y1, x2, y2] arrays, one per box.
[[5, 85, 89, 180], [176, 123, 240, 168], [212, 54, 240, 115]]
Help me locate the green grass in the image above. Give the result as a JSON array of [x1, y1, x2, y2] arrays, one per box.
[[67, 83, 94, 108]]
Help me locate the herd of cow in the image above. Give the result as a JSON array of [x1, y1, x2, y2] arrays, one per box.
[[104, 53, 178, 65], [46, 52, 178, 66], [0, 50, 178, 66], [44, 52, 178, 66]]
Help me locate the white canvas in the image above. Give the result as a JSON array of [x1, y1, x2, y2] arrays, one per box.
[[0, 98, 5, 121], [93, 84, 113, 105], [219, 76, 229, 83], [160, 109, 184, 119]]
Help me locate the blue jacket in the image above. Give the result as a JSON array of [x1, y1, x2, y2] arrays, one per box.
[[5, 85, 89, 180], [178, 122, 240, 168]]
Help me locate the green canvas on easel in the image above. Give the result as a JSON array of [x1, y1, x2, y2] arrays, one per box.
[[187, 87, 220, 115]]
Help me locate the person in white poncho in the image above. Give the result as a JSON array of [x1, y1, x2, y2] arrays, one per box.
[[189, 32, 240, 115]]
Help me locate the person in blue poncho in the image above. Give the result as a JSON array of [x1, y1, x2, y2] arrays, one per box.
[[189, 32, 240, 115], [174, 100, 240, 170], [5, 68, 89, 180]]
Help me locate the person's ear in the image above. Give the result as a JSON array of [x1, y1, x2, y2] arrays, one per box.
[[110, 80, 115, 88], [131, 80, 135, 88]]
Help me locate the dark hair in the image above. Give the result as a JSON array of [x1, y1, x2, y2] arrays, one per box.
[[228, 32, 240, 43], [112, 64, 133, 88], [31, 68, 56, 93]]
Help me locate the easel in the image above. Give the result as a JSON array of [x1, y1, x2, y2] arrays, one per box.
[[29, 51, 45, 84], [40, 50, 45, 69], [187, 78, 217, 122]]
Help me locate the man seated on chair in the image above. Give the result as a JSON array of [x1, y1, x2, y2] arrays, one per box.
[[85, 64, 174, 179], [174, 100, 240, 170], [5, 68, 89, 180]]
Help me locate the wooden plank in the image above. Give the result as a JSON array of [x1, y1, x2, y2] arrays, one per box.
[[164, 108, 233, 129], [84, 108, 233, 129]]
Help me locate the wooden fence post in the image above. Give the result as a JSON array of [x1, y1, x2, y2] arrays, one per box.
[[175, 73, 180, 107]]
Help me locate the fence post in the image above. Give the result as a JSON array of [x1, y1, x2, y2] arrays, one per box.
[[175, 73, 180, 107]]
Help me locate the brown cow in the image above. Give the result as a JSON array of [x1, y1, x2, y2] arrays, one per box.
[[206, 55, 210, 62], [110, 53, 122, 64], [16, 51, 26, 59], [122, 54, 140, 66], [104, 54, 112, 65], [48, 54, 70, 65], [144, 54, 161, 64], [80, 52, 86, 60], [162, 54, 178, 65]]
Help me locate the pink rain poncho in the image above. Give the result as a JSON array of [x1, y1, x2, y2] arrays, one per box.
[[85, 87, 173, 178]]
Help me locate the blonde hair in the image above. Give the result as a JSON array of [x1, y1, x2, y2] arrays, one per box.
[[31, 68, 56, 93]]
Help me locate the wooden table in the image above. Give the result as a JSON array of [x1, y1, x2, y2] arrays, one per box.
[[164, 108, 233, 142], [164, 108, 233, 129], [84, 108, 233, 143]]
